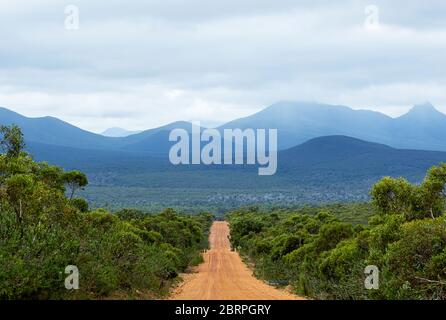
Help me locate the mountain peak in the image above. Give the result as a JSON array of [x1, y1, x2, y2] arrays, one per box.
[[407, 102, 441, 115]]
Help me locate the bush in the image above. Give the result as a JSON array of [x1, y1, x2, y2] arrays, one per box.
[[227, 164, 446, 300], [0, 125, 213, 299], [69, 198, 89, 212]]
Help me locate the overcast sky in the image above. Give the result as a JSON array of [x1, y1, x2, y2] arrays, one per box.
[[1, 0, 445, 132]]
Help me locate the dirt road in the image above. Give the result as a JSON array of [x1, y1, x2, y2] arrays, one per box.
[[170, 221, 304, 300]]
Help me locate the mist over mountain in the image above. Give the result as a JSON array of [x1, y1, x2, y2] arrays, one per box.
[[219, 101, 392, 149], [101, 127, 142, 137], [392, 102, 446, 150], [219, 101, 446, 151], [3, 101, 446, 153]]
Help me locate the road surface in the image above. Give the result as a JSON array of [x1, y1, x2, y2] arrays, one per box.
[[170, 221, 304, 300]]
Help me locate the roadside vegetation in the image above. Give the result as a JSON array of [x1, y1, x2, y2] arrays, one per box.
[[0, 125, 212, 299], [228, 166, 446, 299], [3, 124, 446, 300]]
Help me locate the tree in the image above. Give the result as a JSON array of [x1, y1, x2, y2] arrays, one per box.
[[0, 125, 25, 158], [4, 173, 35, 225], [416, 163, 446, 219], [36, 163, 65, 192], [116, 208, 146, 221], [370, 177, 416, 219], [371, 164, 446, 220], [63, 170, 88, 200]]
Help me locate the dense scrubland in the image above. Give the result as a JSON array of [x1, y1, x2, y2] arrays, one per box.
[[3, 124, 446, 300], [0, 125, 212, 299], [228, 166, 446, 300]]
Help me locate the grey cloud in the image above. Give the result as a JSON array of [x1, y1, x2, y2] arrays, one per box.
[[0, 0, 445, 131]]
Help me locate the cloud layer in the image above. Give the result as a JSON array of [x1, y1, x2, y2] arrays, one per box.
[[1, 0, 445, 131]]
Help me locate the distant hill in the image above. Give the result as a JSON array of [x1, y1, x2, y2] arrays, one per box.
[[0, 107, 195, 153], [29, 134, 446, 180], [0, 107, 118, 150], [120, 121, 199, 153], [23, 134, 446, 209], [101, 127, 142, 137], [278, 135, 446, 183]]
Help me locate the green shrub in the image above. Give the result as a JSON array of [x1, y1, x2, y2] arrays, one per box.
[[0, 125, 213, 299], [227, 164, 446, 300]]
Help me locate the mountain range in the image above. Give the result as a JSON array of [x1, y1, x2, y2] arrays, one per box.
[[2, 101, 446, 153], [220, 101, 446, 150], [2, 102, 446, 210]]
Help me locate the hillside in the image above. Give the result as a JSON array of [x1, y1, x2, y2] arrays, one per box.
[[0, 107, 118, 150], [24, 135, 446, 211], [0, 107, 195, 153], [279, 135, 446, 182]]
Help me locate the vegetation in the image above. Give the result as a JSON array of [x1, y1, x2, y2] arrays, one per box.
[[227, 166, 446, 300], [0, 125, 213, 299], [3, 123, 446, 300]]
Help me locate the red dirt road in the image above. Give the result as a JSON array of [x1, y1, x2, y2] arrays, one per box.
[[170, 221, 304, 300]]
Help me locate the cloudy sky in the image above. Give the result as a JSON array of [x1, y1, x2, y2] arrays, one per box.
[[0, 0, 445, 132]]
